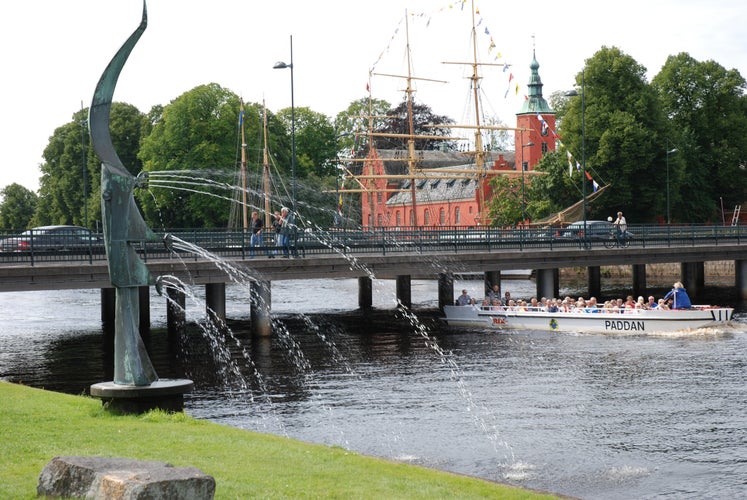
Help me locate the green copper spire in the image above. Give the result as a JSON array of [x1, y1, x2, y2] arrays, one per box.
[[517, 49, 553, 115]]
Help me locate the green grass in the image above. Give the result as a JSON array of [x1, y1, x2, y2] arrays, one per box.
[[0, 382, 559, 499]]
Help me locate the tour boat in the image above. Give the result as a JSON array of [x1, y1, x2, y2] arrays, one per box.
[[443, 304, 735, 333]]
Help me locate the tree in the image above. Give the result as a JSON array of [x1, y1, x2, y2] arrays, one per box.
[[334, 97, 391, 155], [276, 107, 337, 177], [374, 99, 455, 150], [525, 150, 583, 220], [486, 175, 522, 226], [34, 103, 146, 229], [0, 183, 38, 229], [560, 46, 669, 223], [652, 53, 747, 222], [137, 83, 243, 228]]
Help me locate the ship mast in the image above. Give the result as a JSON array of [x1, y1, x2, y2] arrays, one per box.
[[468, 0, 487, 225], [404, 11, 419, 226], [239, 100, 249, 232]]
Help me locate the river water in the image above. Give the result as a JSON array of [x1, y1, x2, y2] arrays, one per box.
[[2, 276, 746, 499]]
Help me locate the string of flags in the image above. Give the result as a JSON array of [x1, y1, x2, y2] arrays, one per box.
[[368, 2, 524, 101], [538, 111, 600, 191]]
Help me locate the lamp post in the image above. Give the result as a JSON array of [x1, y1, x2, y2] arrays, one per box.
[[273, 35, 296, 215], [666, 142, 678, 224], [520, 140, 534, 223], [565, 69, 586, 241]]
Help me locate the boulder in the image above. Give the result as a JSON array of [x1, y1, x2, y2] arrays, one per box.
[[37, 456, 215, 499]]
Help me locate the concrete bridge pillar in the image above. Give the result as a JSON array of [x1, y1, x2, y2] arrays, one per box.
[[205, 283, 226, 327], [358, 276, 373, 309], [101, 287, 116, 332], [438, 272, 454, 311], [588, 266, 601, 298], [632, 264, 647, 298], [396, 275, 411, 309], [484, 271, 501, 299], [736, 260, 747, 299], [250, 280, 272, 337], [681, 261, 705, 298], [536, 268, 557, 300], [166, 285, 186, 338]]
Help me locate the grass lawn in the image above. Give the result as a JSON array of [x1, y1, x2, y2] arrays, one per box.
[[0, 382, 560, 499]]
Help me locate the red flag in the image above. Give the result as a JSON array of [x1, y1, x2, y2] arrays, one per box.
[[585, 171, 593, 181]]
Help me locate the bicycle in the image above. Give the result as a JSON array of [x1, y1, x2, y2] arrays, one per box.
[[604, 230, 631, 248]]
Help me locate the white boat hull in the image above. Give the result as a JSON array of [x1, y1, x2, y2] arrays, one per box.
[[443, 305, 735, 333]]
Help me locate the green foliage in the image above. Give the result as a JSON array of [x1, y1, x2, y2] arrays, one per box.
[[0, 183, 38, 229], [33, 103, 146, 229], [277, 106, 338, 177], [652, 53, 747, 222], [137, 83, 240, 228], [334, 96, 391, 154], [560, 46, 670, 223], [526, 150, 582, 219], [486, 176, 522, 226]]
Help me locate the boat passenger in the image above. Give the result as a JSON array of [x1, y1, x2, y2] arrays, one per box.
[[657, 299, 670, 310], [647, 296, 658, 309], [487, 285, 501, 304], [662, 281, 692, 309], [456, 289, 472, 306], [635, 296, 646, 309], [547, 299, 559, 313], [586, 297, 600, 312]]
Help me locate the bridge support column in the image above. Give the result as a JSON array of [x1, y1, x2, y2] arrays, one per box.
[[736, 260, 747, 300], [438, 272, 454, 311], [205, 283, 226, 327], [138, 286, 150, 337], [681, 262, 704, 298], [101, 287, 116, 332], [632, 264, 647, 298], [166, 286, 186, 338], [588, 266, 601, 298], [484, 271, 501, 299], [536, 268, 557, 300], [358, 276, 373, 309], [250, 280, 272, 337], [396, 275, 411, 309]]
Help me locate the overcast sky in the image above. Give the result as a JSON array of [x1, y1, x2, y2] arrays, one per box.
[[1, 0, 745, 192]]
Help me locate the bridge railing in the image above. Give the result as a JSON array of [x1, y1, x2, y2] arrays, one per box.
[[1, 224, 745, 265]]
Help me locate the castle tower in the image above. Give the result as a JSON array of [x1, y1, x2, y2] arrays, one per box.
[[515, 49, 557, 170]]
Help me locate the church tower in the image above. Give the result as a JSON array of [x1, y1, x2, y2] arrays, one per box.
[[515, 49, 557, 171]]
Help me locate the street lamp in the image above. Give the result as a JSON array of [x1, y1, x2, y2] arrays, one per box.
[[520, 140, 534, 223], [273, 35, 296, 215], [565, 69, 586, 242], [666, 142, 678, 224]]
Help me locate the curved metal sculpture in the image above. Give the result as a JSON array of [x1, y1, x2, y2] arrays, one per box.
[[89, 0, 161, 386]]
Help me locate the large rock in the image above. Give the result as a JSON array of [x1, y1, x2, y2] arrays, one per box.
[[37, 456, 215, 499]]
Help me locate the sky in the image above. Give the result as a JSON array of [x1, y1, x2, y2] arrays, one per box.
[[1, 0, 745, 193]]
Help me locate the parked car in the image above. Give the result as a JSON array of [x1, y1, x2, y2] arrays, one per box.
[[559, 220, 615, 241], [0, 225, 103, 253]]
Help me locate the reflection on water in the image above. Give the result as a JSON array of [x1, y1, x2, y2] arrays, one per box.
[[1, 279, 746, 499]]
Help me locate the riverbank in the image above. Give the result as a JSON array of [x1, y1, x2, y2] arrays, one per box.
[[560, 260, 734, 278], [0, 382, 560, 499]]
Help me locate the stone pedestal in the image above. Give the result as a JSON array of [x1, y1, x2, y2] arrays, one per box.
[[38, 456, 215, 499], [90, 379, 194, 414]]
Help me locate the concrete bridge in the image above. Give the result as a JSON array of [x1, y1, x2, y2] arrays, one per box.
[[2, 235, 747, 336]]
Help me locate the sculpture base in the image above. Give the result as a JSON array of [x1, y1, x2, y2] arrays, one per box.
[[90, 379, 194, 414]]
